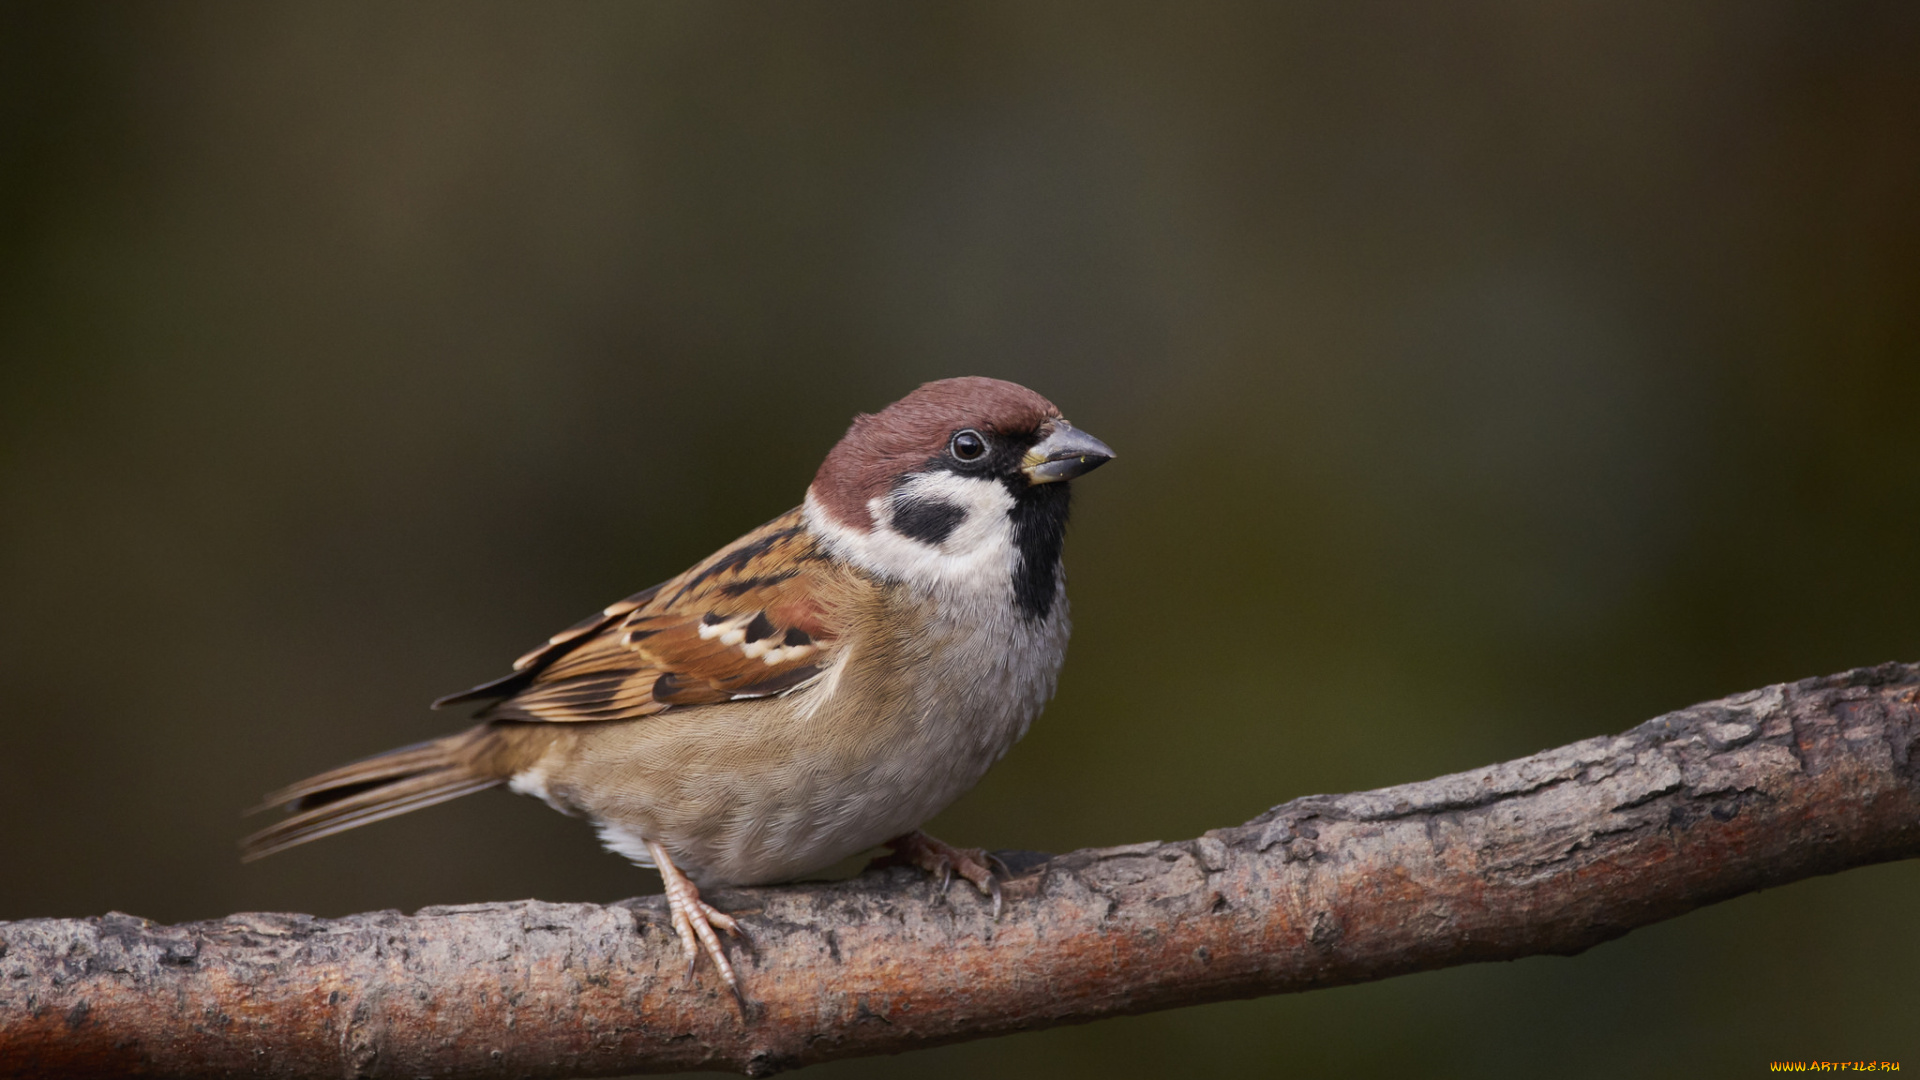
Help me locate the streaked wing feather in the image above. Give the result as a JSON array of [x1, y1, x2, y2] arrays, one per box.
[[466, 508, 844, 724], [431, 583, 667, 709]]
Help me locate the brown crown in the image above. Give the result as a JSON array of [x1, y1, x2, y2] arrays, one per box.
[[809, 377, 1061, 531]]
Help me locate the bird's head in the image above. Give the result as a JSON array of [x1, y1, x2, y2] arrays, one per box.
[[807, 376, 1114, 617]]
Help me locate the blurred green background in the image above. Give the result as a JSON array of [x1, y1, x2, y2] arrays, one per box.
[[4, 2, 1918, 1076]]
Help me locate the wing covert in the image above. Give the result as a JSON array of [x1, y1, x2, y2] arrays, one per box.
[[442, 509, 845, 724]]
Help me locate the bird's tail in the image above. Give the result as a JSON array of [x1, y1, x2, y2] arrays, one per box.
[[241, 723, 547, 861]]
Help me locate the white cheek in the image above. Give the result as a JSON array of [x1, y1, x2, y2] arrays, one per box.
[[804, 478, 1019, 599], [886, 471, 1015, 548]]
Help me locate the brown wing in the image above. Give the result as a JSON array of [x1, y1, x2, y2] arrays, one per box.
[[434, 508, 844, 724]]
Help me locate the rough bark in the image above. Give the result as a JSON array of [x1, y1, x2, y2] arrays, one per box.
[[4, 662, 1919, 1078]]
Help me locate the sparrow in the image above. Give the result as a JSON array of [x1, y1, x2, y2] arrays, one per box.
[[243, 376, 1114, 1000]]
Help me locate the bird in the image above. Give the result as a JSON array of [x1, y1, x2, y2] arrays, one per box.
[[242, 376, 1114, 1000]]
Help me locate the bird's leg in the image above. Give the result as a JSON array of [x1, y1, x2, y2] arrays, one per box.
[[644, 839, 749, 1005], [883, 829, 1005, 920]]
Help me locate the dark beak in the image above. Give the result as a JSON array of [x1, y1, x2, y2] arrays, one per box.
[[1021, 421, 1115, 484]]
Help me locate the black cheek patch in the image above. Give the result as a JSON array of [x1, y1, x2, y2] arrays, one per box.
[[891, 498, 967, 546]]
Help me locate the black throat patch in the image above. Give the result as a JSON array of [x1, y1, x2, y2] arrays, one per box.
[[1007, 480, 1072, 621]]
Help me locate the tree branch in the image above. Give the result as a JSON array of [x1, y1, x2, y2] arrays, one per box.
[[5, 662, 1919, 1078]]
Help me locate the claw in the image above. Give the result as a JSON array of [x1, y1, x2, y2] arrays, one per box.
[[726, 918, 758, 957], [646, 839, 747, 1012], [885, 830, 1007, 920]]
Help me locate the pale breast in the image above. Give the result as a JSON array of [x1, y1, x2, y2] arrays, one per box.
[[545, 572, 1070, 887]]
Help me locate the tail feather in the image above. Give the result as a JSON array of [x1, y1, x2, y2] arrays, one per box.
[[240, 774, 501, 860], [248, 737, 458, 814], [241, 725, 540, 861]]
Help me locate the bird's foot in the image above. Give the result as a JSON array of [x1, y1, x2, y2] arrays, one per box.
[[645, 839, 751, 1009], [883, 829, 1006, 920]]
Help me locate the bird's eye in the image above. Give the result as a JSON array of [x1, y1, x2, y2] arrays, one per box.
[[949, 429, 987, 461]]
